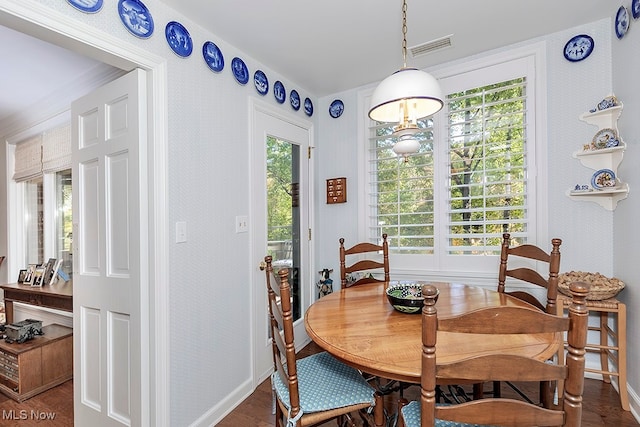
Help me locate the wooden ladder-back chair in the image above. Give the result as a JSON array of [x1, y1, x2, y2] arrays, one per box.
[[400, 281, 590, 427], [493, 233, 563, 401], [498, 232, 562, 315], [263, 256, 384, 427], [339, 234, 390, 288]]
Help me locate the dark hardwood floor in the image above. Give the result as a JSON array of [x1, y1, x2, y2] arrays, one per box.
[[0, 380, 73, 427], [0, 341, 635, 426], [218, 341, 639, 427]]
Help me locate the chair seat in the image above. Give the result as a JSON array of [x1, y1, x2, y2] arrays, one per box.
[[401, 401, 495, 427], [272, 351, 375, 416]]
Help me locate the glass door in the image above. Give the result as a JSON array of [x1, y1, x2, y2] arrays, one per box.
[[252, 105, 312, 384], [266, 137, 303, 320]]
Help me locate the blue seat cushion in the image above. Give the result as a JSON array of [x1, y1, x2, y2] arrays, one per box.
[[401, 400, 497, 427], [272, 351, 375, 415]]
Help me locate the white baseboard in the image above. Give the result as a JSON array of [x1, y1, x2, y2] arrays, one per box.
[[188, 377, 255, 427]]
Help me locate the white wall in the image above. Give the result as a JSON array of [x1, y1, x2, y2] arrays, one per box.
[[613, 1, 640, 416]]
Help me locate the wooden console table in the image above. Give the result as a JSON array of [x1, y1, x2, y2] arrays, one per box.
[[1, 282, 73, 324]]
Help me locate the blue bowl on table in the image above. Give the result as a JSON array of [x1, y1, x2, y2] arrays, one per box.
[[386, 282, 426, 314]]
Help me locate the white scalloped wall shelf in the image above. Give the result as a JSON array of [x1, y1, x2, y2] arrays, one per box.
[[567, 100, 629, 210]]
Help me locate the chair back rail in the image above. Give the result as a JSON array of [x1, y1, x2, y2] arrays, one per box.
[[438, 305, 569, 334]]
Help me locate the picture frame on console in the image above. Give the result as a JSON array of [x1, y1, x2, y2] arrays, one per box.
[[50, 259, 64, 285], [17, 269, 27, 283], [41, 258, 57, 286], [31, 267, 46, 287], [23, 264, 37, 285]]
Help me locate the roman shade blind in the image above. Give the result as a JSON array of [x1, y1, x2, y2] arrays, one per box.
[[13, 134, 43, 182], [13, 123, 71, 182], [42, 124, 72, 173]]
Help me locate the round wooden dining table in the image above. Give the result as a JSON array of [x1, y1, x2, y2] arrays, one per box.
[[304, 281, 560, 384]]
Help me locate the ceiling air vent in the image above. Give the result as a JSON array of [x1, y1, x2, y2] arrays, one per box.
[[409, 35, 453, 58]]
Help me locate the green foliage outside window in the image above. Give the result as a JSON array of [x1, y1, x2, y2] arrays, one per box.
[[266, 136, 293, 250], [448, 78, 527, 253]]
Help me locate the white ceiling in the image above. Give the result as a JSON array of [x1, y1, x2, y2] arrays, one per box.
[[1, 0, 616, 121], [160, 0, 615, 95], [0, 25, 103, 123]]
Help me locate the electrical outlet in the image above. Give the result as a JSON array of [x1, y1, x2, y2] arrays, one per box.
[[236, 215, 248, 233]]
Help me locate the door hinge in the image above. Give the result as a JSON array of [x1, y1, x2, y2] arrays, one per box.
[[308, 228, 312, 240], [308, 146, 311, 159]]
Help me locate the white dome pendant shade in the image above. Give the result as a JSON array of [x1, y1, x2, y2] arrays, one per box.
[[368, 67, 443, 124], [368, 0, 444, 161]]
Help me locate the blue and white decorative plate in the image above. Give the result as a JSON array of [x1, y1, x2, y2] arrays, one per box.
[[304, 98, 313, 116], [67, 0, 103, 13], [202, 41, 224, 72], [231, 57, 249, 85], [274, 81, 286, 104], [591, 169, 616, 189], [118, 0, 154, 38], [254, 70, 269, 95], [290, 90, 300, 111], [615, 6, 629, 39], [633, 0, 640, 19], [329, 99, 344, 118], [165, 21, 192, 57], [592, 128, 617, 149], [563, 34, 594, 62]]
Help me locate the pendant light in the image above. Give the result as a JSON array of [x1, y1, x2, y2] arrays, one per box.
[[368, 0, 444, 161]]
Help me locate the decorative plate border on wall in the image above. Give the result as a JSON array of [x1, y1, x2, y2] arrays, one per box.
[[66, 0, 314, 116], [67, 0, 103, 13]]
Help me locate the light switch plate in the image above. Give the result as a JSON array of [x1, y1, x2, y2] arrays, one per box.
[[175, 221, 187, 243], [236, 215, 248, 233]]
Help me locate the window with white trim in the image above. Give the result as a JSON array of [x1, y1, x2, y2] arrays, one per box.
[[12, 124, 73, 279], [364, 52, 542, 275]]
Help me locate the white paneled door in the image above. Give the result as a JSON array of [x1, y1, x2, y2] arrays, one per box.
[[72, 69, 147, 427]]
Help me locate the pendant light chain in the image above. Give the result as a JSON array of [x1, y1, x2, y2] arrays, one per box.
[[368, 0, 444, 134], [402, 0, 408, 68]]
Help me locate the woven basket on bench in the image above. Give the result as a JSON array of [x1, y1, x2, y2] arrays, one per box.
[[558, 271, 625, 300]]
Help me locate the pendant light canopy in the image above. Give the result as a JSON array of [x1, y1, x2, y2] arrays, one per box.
[[368, 0, 444, 160]]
